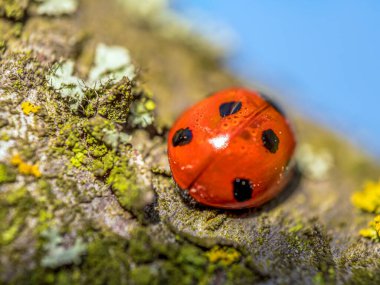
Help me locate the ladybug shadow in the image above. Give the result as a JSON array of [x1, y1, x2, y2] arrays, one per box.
[[178, 164, 303, 219]]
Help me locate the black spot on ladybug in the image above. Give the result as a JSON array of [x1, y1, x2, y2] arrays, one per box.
[[219, 101, 242, 117], [260, 93, 285, 116], [233, 178, 253, 202], [262, 129, 279, 153], [172, 128, 193, 147]]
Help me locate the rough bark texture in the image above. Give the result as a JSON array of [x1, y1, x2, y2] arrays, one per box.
[[1, 1, 380, 284]]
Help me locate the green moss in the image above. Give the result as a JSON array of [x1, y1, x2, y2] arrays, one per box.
[[0, 186, 36, 246], [107, 162, 141, 210], [81, 234, 129, 285], [88, 143, 108, 158], [346, 267, 380, 285], [176, 245, 208, 276], [70, 152, 86, 168], [128, 227, 159, 263], [86, 77, 134, 123], [0, 163, 17, 184], [130, 265, 158, 285], [151, 166, 171, 177], [0, 0, 29, 21], [289, 220, 304, 233], [225, 264, 258, 285], [0, 19, 22, 53], [91, 152, 116, 177], [53, 114, 151, 217], [1, 50, 45, 96], [1, 216, 23, 244], [0, 39, 5, 52]]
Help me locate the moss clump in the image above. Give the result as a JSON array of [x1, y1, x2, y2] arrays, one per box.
[[80, 234, 129, 285], [90, 152, 116, 177], [225, 264, 259, 285], [0, 19, 22, 53], [0, 163, 16, 184], [0, 0, 29, 21], [56, 115, 150, 217], [106, 155, 153, 219], [351, 180, 380, 213], [346, 267, 380, 285], [84, 77, 134, 123], [59, 116, 119, 170], [126, 227, 211, 284], [23, 226, 234, 285], [127, 227, 159, 263], [0, 186, 36, 246], [1, 50, 45, 96], [130, 265, 158, 285]]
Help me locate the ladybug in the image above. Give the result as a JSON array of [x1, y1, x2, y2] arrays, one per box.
[[167, 88, 296, 209]]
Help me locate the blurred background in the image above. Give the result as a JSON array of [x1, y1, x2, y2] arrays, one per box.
[[172, 0, 380, 160]]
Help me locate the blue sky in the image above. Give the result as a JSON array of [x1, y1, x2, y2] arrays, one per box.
[[172, 0, 380, 159]]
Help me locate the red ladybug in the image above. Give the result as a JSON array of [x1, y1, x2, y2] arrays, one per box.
[[167, 88, 296, 209]]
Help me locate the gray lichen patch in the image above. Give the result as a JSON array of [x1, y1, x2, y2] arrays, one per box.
[[40, 228, 87, 268]]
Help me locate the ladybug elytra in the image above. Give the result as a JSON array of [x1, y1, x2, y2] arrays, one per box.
[[167, 88, 296, 209]]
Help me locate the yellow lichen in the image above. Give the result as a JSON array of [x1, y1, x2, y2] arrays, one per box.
[[351, 180, 380, 213], [205, 246, 241, 266], [144, 99, 156, 111], [21, 101, 41, 115], [359, 215, 380, 240], [10, 154, 23, 165], [10, 154, 42, 178]]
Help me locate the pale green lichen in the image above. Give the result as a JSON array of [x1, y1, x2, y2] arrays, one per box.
[[296, 143, 334, 181], [36, 0, 78, 16], [47, 43, 136, 114], [47, 60, 85, 112], [41, 228, 87, 268], [88, 43, 135, 84]]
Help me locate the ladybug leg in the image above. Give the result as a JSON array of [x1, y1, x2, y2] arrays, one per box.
[[174, 183, 208, 209]]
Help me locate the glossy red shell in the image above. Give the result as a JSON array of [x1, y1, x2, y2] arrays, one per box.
[[167, 88, 296, 209]]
